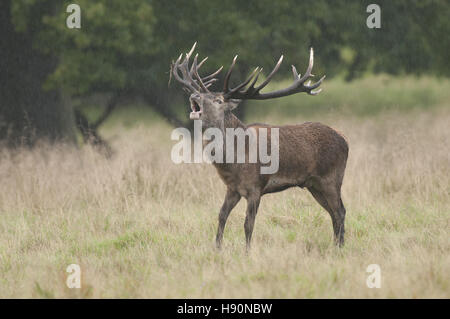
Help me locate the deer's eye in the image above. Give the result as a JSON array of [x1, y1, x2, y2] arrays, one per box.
[[214, 99, 223, 104]]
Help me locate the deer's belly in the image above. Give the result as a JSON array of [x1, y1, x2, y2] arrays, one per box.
[[262, 175, 306, 194]]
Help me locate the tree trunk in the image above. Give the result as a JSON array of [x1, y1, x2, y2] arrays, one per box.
[[0, 0, 75, 147]]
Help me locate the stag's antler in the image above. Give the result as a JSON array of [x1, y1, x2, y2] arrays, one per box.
[[171, 42, 223, 93], [172, 44, 324, 99], [223, 48, 325, 100]]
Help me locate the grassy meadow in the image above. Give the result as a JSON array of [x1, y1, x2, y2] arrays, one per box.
[[0, 75, 449, 298]]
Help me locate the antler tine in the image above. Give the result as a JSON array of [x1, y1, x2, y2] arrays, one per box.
[[204, 78, 218, 86], [186, 42, 197, 59], [308, 75, 326, 89], [172, 53, 199, 93], [222, 55, 283, 99], [190, 54, 209, 77], [172, 42, 219, 93], [174, 45, 202, 92], [308, 88, 322, 96], [189, 53, 199, 75], [297, 47, 314, 82], [246, 67, 263, 91], [254, 55, 284, 92], [191, 54, 210, 92], [179, 54, 202, 92], [305, 75, 326, 95], [292, 65, 300, 79], [223, 55, 238, 93], [224, 48, 325, 100], [196, 56, 208, 70], [202, 66, 223, 82], [189, 55, 223, 89], [227, 67, 261, 94]]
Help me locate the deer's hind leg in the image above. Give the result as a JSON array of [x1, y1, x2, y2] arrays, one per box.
[[307, 180, 345, 246]]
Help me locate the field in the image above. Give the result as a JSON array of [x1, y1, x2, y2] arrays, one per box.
[[0, 76, 449, 298]]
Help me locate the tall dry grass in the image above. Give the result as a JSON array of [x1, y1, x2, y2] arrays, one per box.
[[0, 106, 449, 298]]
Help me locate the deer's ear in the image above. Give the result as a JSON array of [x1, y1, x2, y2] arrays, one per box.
[[225, 99, 241, 111]]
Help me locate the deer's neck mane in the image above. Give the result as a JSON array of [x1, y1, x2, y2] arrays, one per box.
[[223, 111, 246, 131], [209, 111, 247, 174]]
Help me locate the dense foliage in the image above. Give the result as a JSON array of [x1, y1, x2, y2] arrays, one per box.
[[1, 0, 449, 145]]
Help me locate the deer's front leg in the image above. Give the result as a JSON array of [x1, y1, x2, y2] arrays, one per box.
[[244, 194, 261, 252], [216, 189, 241, 249]]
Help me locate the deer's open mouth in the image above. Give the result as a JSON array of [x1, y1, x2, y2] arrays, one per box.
[[190, 99, 202, 120]]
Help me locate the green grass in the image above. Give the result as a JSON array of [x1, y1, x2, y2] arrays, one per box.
[[0, 76, 448, 298], [246, 74, 450, 119]]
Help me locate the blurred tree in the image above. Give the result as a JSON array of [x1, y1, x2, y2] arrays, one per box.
[[1, 0, 449, 148], [0, 0, 75, 146]]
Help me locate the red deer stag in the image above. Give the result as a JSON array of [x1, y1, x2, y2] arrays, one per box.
[[171, 43, 349, 250]]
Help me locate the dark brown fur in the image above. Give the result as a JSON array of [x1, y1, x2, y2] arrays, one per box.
[[214, 111, 348, 250], [171, 44, 348, 250]]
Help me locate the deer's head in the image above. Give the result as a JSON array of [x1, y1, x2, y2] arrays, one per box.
[[187, 92, 240, 127], [171, 43, 325, 127]]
